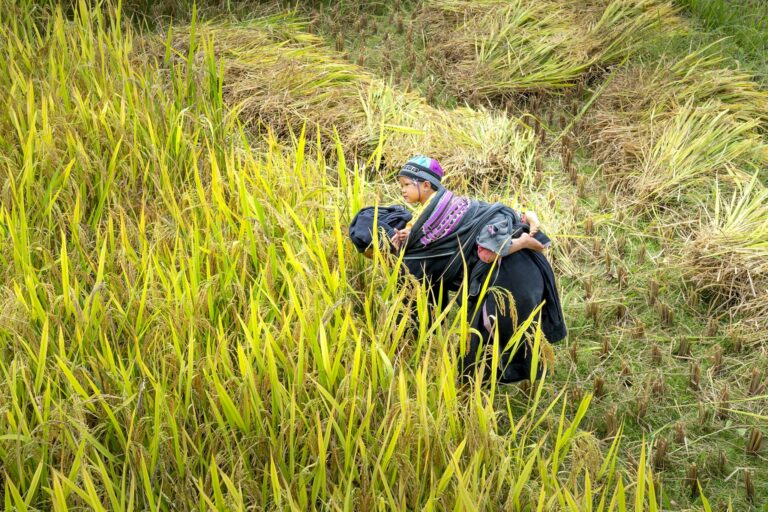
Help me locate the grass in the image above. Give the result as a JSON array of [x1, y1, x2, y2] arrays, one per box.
[[0, 0, 766, 510], [675, 0, 768, 81]]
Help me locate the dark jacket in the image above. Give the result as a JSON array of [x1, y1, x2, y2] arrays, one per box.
[[349, 205, 412, 253]]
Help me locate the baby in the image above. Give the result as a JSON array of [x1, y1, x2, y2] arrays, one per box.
[[476, 210, 546, 264]]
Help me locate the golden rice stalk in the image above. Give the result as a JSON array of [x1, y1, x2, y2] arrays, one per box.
[[418, 0, 677, 99], [632, 101, 768, 201], [681, 176, 768, 321], [586, 49, 768, 192]]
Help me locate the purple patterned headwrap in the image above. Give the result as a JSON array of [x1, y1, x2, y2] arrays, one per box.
[[398, 155, 444, 189]]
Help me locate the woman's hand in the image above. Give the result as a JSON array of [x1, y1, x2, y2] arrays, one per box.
[[391, 228, 411, 250], [521, 211, 540, 235], [518, 232, 545, 252]]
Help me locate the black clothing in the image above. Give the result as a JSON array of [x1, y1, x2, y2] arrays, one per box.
[[349, 206, 412, 253], [350, 192, 567, 384], [401, 188, 566, 383], [464, 248, 565, 383]]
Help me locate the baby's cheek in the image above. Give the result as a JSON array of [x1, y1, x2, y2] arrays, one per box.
[[477, 246, 498, 264]]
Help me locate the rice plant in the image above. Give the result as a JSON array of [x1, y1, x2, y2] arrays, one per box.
[[0, 2, 696, 510], [634, 99, 768, 201], [3, 0, 768, 509]]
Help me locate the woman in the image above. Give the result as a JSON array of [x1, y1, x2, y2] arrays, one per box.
[[350, 156, 566, 383]]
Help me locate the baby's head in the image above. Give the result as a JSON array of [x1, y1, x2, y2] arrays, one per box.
[[397, 156, 444, 204]]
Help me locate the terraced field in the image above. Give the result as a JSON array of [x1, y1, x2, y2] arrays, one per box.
[[0, 1, 766, 509]]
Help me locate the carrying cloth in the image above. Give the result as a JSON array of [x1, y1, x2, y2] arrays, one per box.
[[464, 251, 548, 382], [401, 188, 566, 345], [401, 188, 523, 294], [476, 215, 530, 255], [349, 205, 412, 253], [477, 239, 567, 344], [401, 188, 515, 286], [472, 212, 563, 342]]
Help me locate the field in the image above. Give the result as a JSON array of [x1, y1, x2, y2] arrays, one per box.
[[0, 0, 766, 510]]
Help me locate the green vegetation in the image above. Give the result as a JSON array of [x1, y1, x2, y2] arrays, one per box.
[[0, 0, 766, 510], [676, 0, 768, 80]]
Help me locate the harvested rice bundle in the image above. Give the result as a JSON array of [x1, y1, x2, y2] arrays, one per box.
[[682, 177, 768, 327], [173, 20, 538, 186], [664, 48, 768, 124], [418, 0, 677, 99], [633, 100, 768, 202], [358, 82, 536, 185], [174, 22, 370, 141], [438, 105, 536, 185], [587, 51, 768, 198], [589, 48, 768, 153], [421, 0, 592, 96], [589, 0, 681, 61]]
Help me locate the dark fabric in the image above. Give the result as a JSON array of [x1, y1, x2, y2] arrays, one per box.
[[527, 249, 567, 343], [476, 213, 530, 255], [402, 188, 519, 290], [461, 248, 567, 383], [349, 205, 412, 253], [465, 243, 566, 345], [398, 188, 566, 384], [463, 251, 545, 383]]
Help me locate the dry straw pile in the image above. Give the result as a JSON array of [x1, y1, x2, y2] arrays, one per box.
[[172, 20, 537, 188], [587, 45, 768, 334], [417, 0, 679, 99]]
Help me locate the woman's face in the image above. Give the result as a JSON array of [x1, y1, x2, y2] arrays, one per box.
[[398, 176, 425, 204]]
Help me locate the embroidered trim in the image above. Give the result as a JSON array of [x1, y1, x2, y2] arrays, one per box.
[[420, 194, 471, 246]]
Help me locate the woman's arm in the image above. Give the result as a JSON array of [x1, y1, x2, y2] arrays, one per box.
[[506, 232, 545, 255], [478, 232, 545, 264]]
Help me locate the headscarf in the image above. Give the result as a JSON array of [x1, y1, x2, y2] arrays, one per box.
[[397, 155, 444, 189]]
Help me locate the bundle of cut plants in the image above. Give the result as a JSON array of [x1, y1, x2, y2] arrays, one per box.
[[170, 19, 539, 187], [586, 48, 768, 190], [357, 82, 537, 187], [416, 0, 678, 100], [632, 100, 768, 203], [169, 19, 370, 140], [682, 176, 768, 335]]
